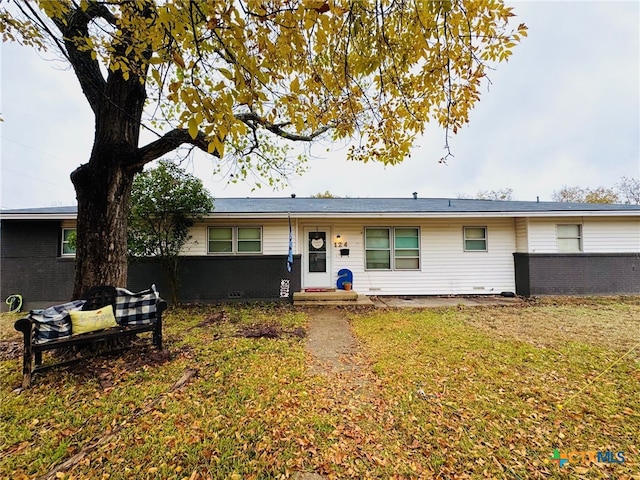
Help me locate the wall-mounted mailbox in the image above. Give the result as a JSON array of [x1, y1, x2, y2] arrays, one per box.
[[340, 248, 350, 257]]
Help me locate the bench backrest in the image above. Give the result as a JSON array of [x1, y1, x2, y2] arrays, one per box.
[[81, 286, 117, 311]]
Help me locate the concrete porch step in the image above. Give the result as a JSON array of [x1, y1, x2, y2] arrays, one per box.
[[293, 290, 359, 302], [293, 291, 374, 307]]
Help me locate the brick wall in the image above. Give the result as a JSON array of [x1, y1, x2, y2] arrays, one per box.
[[128, 255, 301, 303], [514, 253, 640, 296], [1, 221, 75, 309]]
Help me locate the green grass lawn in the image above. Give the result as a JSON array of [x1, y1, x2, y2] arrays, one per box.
[[1, 299, 638, 479]]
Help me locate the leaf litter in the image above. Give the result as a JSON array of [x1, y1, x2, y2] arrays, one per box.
[[1, 300, 638, 479]]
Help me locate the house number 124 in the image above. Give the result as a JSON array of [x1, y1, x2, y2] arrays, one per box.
[[334, 241, 348, 247]]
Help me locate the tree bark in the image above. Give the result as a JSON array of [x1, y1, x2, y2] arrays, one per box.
[[71, 160, 135, 299], [70, 66, 147, 298]]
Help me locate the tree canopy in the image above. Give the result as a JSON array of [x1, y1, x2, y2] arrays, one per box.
[[2, 0, 526, 170], [128, 160, 214, 259], [311, 190, 337, 198], [552, 185, 620, 204], [616, 176, 640, 205], [552, 178, 640, 205], [0, 0, 527, 296], [458, 188, 514, 201]]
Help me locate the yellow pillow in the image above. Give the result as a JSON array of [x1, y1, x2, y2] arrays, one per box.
[[70, 307, 117, 335]]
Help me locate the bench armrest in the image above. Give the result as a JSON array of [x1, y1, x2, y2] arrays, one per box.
[[157, 299, 168, 314], [14, 317, 34, 337]]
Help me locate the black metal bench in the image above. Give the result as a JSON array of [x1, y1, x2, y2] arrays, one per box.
[[14, 286, 167, 388]]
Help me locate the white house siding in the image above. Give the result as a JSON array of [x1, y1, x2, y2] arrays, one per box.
[[527, 217, 580, 253], [582, 217, 640, 252], [183, 224, 214, 255], [515, 218, 529, 252], [299, 218, 517, 295], [526, 216, 640, 253], [420, 218, 516, 295], [261, 221, 292, 255]]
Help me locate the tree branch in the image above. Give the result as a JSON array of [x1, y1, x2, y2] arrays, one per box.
[[136, 128, 216, 166], [235, 112, 331, 141], [49, 1, 116, 114]]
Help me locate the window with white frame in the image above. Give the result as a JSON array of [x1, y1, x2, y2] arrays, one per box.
[[557, 224, 582, 252], [61, 228, 77, 256], [394, 227, 420, 269], [463, 226, 487, 252], [208, 226, 262, 254], [365, 227, 420, 270]]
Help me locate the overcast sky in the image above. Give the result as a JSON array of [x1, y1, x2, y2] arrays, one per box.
[[1, 1, 638, 209]]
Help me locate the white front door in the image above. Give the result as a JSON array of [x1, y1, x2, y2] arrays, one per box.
[[303, 227, 332, 288]]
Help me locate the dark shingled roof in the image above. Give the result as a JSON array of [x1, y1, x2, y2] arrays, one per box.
[[209, 197, 640, 214], [1, 198, 639, 217]]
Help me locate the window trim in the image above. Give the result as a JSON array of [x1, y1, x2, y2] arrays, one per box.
[[61, 228, 76, 257], [364, 226, 420, 271], [207, 226, 263, 255], [556, 224, 583, 253], [463, 226, 488, 252], [393, 227, 420, 270], [236, 226, 263, 254]]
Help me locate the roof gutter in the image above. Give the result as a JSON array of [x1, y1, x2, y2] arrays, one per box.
[[202, 210, 640, 219], [0, 213, 78, 221]]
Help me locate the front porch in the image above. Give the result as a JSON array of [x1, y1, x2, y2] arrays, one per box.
[[292, 289, 374, 307]]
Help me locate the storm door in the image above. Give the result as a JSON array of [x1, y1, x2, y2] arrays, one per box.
[[303, 227, 331, 288]]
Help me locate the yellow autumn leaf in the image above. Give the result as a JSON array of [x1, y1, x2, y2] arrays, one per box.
[[151, 68, 161, 85], [187, 117, 198, 140], [219, 68, 234, 81], [290, 76, 300, 94]]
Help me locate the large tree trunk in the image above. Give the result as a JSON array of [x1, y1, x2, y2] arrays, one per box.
[[70, 71, 146, 299], [71, 158, 135, 299]]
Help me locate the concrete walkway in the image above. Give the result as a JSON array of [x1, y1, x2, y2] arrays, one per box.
[[370, 295, 522, 308], [304, 308, 362, 376]]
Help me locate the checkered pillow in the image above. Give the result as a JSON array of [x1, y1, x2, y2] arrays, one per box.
[[30, 300, 86, 343], [115, 285, 159, 325]]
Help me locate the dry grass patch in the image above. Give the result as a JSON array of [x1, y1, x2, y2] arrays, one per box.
[[0, 312, 24, 362], [461, 296, 640, 357], [1, 312, 22, 341], [349, 303, 639, 479]]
